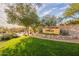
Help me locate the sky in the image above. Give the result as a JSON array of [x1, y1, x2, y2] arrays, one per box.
[[36, 3, 70, 17], [0, 3, 70, 28]]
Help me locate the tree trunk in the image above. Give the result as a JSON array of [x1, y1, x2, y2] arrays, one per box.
[[26, 27, 30, 36]]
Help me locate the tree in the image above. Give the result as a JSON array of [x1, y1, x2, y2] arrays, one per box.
[[35, 3, 43, 8], [5, 3, 40, 34], [56, 17, 64, 25], [64, 3, 79, 24], [41, 15, 57, 26], [64, 3, 79, 17]]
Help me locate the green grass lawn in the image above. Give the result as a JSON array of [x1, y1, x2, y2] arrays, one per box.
[[0, 36, 79, 56]]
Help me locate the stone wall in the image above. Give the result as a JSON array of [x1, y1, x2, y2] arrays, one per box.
[[58, 25, 79, 39], [60, 25, 79, 35], [31, 25, 79, 40]]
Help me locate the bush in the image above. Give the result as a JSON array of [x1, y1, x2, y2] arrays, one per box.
[[0, 34, 13, 41], [12, 34, 19, 38], [0, 33, 21, 41], [60, 29, 69, 36], [39, 29, 42, 33]]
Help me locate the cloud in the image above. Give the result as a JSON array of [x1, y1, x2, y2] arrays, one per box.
[[0, 3, 20, 28], [38, 4, 46, 12], [39, 7, 61, 17], [59, 4, 70, 10], [55, 5, 70, 17], [0, 4, 7, 22], [38, 4, 70, 17], [40, 9, 53, 17], [52, 7, 58, 10], [56, 11, 64, 17]]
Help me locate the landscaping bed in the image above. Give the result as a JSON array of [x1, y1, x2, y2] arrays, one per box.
[[0, 36, 28, 55]]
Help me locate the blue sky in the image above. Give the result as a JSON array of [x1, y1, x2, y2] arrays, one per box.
[[36, 3, 70, 17], [0, 3, 70, 28]]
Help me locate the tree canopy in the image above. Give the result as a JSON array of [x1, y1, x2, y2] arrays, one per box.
[[64, 3, 79, 17], [41, 15, 57, 26], [63, 3, 79, 25], [5, 3, 39, 27]]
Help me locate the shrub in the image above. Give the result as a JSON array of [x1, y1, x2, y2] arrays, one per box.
[[60, 29, 69, 36], [12, 34, 19, 38], [39, 29, 42, 33], [0, 34, 13, 41]]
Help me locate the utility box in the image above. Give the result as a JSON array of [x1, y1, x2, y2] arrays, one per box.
[[42, 26, 60, 35]]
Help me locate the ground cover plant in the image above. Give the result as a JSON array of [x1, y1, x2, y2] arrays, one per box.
[[0, 36, 28, 54]]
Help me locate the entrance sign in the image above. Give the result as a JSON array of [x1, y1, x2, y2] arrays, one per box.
[[42, 26, 60, 35]]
